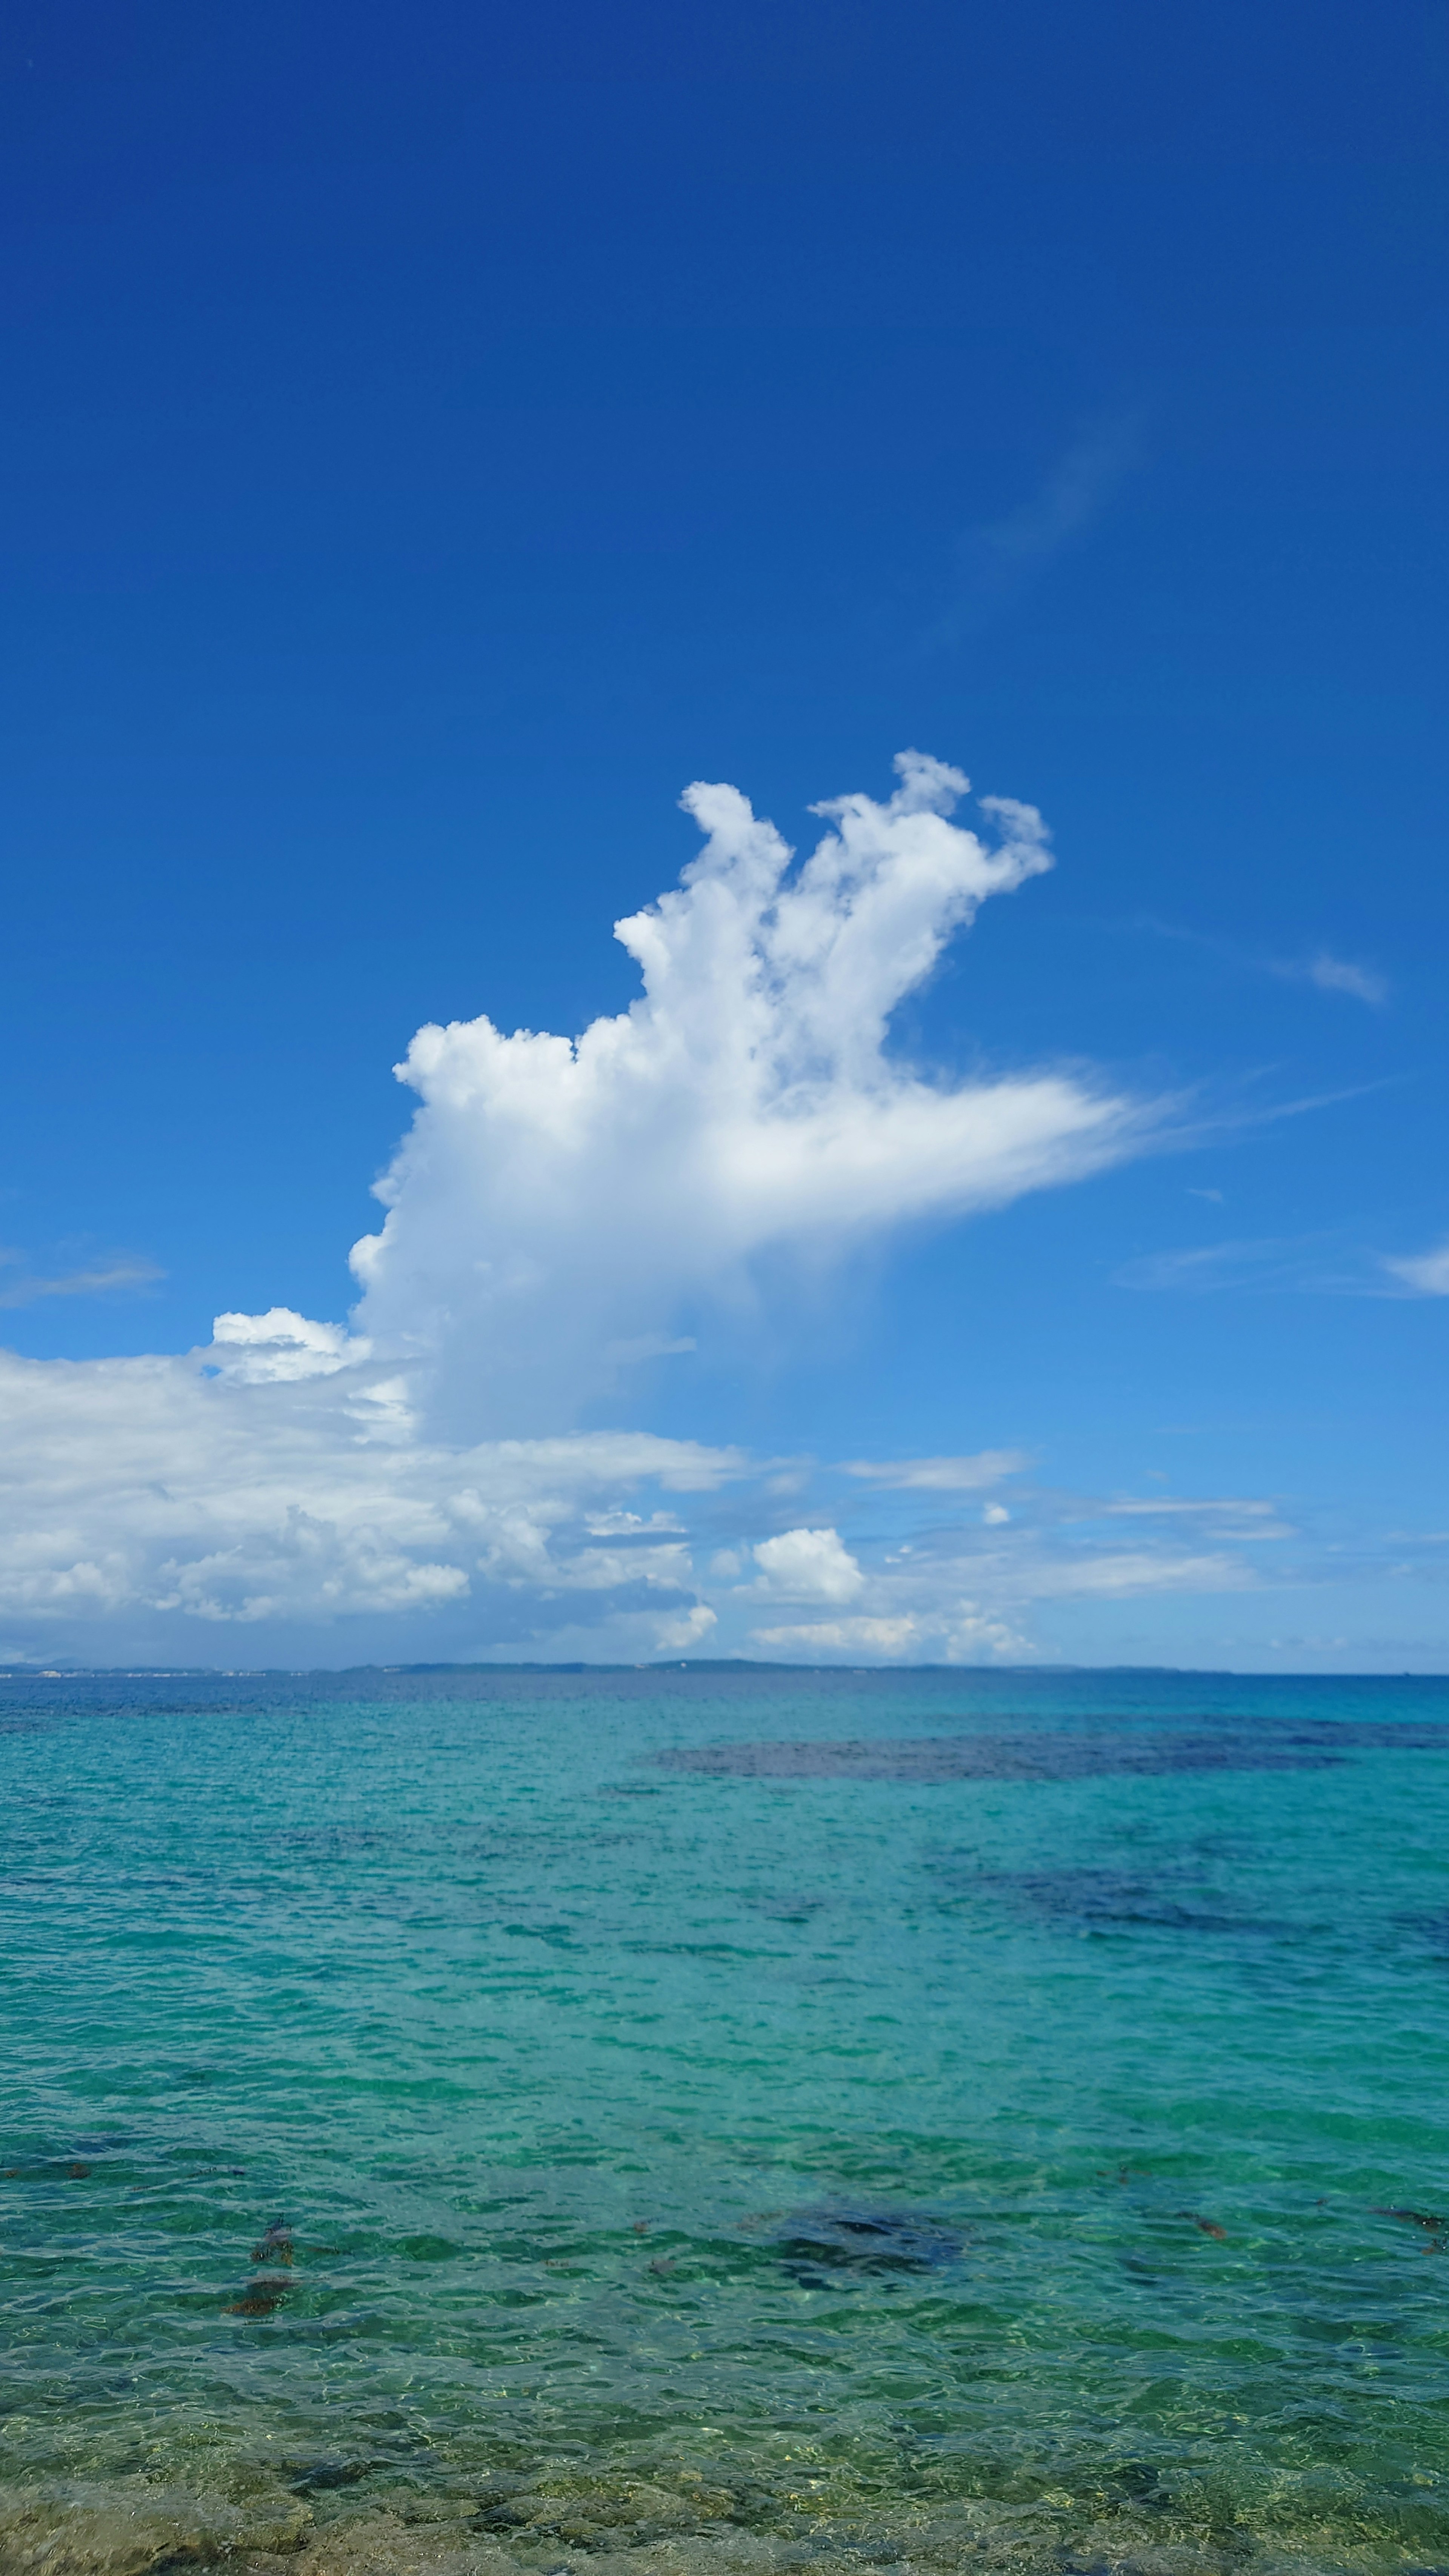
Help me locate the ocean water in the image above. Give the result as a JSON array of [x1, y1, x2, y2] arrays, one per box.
[[3, 1666, 1449, 2576]]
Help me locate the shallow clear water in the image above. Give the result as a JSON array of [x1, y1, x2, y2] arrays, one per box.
[[3, 1667, 1448, 2576]]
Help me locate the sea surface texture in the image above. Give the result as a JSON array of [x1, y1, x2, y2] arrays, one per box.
[[2, 1667, 1447, 2576]]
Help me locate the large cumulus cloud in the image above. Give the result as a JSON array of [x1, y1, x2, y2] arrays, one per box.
[[0, 752, 1213, 1666], [350, 751, 1144, 1433]]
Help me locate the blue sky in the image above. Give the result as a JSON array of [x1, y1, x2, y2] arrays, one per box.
[[1, 0, 1446, 1669]]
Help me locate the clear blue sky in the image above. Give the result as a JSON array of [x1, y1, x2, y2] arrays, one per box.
[[1, 0, 1446, 1669]]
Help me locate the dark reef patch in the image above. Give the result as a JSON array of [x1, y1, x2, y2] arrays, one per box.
[[654, 1718, 1449, 1785], [958, 1864, 1287, 1936], [765, 2204, 963, 2285]]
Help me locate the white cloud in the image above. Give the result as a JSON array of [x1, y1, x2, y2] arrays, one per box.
[[584, 1509, 687, 1536], [738, 1519, 1263, 1664], [0, 1334, 1286, 1661], [210, 1307, 371, 1383], [750, 1526, 865, 1603], [1023, 1550, 1254, 1598], [933, 415, 1143, 643], [1114, 1236, 1358, 1295], [750, 1604, 1030, 1661], [654, 1604, 719, 1654], [1137, 917, 1390, 1010], [349, 752, 1149, 1435], [975, 416, 1141, 569], [1383, 1240, 1449, 1296], [1298, 951, 1389, 1007], [842, 1448, 1030, 1491], [0, 1343, 743, 1644], [0, 752, 1206, 1662], [1120, 1233, 1447, 1301], [0, 1253, 163, 1310], [601, 1333, 697, 1364], [750, 1613, 932, 1658]]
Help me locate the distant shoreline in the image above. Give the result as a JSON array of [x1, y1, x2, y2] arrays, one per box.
[[0, 1659, 1444, 1680]]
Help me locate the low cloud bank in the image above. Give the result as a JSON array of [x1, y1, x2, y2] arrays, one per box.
[[0, 1338, 1270, 1665]]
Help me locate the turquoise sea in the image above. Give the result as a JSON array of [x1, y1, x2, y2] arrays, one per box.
[[3, 1667, 1449, 2576]]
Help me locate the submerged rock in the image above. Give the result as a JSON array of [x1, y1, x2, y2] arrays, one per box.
[[766, 2204, 962, 2285], [0, 2481, 312, 2576]]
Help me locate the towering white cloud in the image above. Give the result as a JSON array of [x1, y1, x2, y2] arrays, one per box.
[[350, 751, 1144, 1433]]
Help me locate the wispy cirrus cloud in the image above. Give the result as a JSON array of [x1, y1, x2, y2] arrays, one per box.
[[840, 1449, 1031, 1491], [1118, 1232, 1449, 1300], [930, 414, 1142, 645], [0, 1252, 163, 1310], [1382, 1239, 1449, 1296], [1114, 1236, 1337, 1294], [1097, 1495, 1287, 1524], [1132, 915, 1390, 1008], [1273, 950, 1389, 1007]]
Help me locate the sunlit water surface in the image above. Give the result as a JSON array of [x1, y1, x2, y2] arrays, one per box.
[[3, 1668, 1448, 2576]]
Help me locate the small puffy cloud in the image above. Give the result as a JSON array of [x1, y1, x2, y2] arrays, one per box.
[[211, 1308, 371, 1383], [842, 1447, 1029, 1491], [750, 1526, 864, 1603], [1383, 1240, 1449, 1296], [652, 1604, 718, 1654], [983, 1502, 1011, 1525]]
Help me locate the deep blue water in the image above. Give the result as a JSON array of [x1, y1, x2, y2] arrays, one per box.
[[2, 1666, 1447, 2576]]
